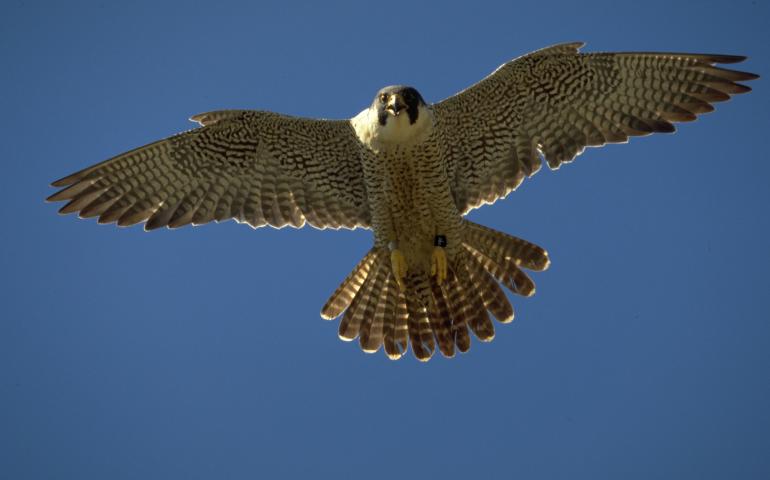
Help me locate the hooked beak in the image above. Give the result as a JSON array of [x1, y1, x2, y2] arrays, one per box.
[[386, 94, 406, 116]]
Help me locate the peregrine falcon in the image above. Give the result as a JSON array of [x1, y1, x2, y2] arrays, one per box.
[[48, 42, 757, 361]]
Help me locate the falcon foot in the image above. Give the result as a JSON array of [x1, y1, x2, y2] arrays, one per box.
[[390, 249, 407, 291], [431, 246, 448, 285]]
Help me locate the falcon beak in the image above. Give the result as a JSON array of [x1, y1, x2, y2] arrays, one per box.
[[387, 94, 406, 116]]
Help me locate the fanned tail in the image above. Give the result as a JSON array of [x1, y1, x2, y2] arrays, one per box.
[[320, 220, 550, 361]]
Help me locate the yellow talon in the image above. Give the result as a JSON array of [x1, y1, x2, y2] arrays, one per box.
[[431, 247, 448, 285], [390, 249, 407, 291]]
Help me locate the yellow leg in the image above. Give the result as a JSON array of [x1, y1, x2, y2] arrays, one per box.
[[431, 247, 448, 285], [390, 249, 407, 291]]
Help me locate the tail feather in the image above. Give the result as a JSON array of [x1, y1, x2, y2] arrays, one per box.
[[466, 244, 536, 297], [390, 290, 410, 359], [337, 264, 376, 341], [321, 221, 549, 360], [367, 277, 397, 353], [457, 261, 495, 342], [466, 255, 514, 323], [443, 268, 473, 352], [429, 281, 456, 358], [468, 308, 495, 342], [454, 322, 471, 353], [383, 288, 409, 360], [406, 274, 436, 361], [321, 249, 377, 320], [464, 221, 550, 271], [359, 263, 392, 353], [503, 258, 536, 297], [405, 289, 435, 361]]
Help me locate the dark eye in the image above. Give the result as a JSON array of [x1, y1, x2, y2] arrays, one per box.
[[380, 93, 388, 103]]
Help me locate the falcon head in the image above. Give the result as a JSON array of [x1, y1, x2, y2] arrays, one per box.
[[351, 85, 433, 149], [373, 85, 427, 126]]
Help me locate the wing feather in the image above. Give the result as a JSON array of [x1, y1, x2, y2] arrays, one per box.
[[433, 43, 757, 214], [48, 111, 370, 230]]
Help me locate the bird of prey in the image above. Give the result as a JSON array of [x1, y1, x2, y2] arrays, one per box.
[[48, 42, 757, 361]]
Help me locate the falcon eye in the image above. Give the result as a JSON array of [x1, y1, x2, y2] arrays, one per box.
[[380, 93, 388, 103]]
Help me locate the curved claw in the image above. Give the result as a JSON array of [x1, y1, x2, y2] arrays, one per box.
[[390, 249, 407, 291], [431, 247, 448, 285]]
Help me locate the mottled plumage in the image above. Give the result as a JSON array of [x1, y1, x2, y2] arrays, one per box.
[[48, 43, 757, 361]]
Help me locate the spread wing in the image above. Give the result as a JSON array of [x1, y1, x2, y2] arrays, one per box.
[[48, 110, 371, 230], [433, 42, 758, 214]]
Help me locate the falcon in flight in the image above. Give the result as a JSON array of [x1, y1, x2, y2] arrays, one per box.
[[48, 42, 757, 361]]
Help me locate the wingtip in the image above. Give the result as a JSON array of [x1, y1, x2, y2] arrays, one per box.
[[57, 202, 79, 215], [734, 83, 753, 94], [50, 176, 73, 188], [714, 54, 748, 64]]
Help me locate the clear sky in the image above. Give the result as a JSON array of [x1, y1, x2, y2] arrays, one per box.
[[2, 0, 768, 478]]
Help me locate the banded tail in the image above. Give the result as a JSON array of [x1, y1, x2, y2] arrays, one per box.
[[321, 220, 550, 361]]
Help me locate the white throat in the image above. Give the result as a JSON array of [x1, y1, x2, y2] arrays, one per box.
[[351, 104, 434, 152]]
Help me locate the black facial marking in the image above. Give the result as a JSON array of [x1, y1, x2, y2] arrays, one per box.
[[378, 108, 388, 126], [400, 87, 423, 125]]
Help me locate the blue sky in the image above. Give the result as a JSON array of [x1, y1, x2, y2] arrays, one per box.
[[2, 0, 768, 478]]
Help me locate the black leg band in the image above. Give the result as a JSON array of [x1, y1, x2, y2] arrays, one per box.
[[434, 235, 447, 248]]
